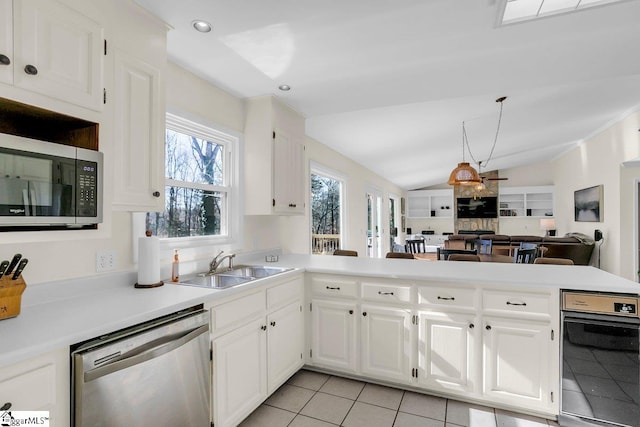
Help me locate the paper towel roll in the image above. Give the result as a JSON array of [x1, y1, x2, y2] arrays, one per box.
[[137, 235, 160, 285]]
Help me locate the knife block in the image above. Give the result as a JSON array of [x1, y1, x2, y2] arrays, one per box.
[[0, 275, 27, 320]]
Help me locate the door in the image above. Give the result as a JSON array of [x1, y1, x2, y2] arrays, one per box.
[[273, 129, 304, 214], [0, 0, 12, 85], [361, 305, 412, 382], [213, 318, 267, 427], [267, 301, 303, 393], [311, 299, 357, 372], [418, 312, 478, 394], [13, 0, 104, 110], [483, 317, 553, 412], [366, 189, 383, 258]]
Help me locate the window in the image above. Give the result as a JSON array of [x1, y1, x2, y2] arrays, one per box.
[[310, 164, 344, 254], [145, 113, 240, 242]]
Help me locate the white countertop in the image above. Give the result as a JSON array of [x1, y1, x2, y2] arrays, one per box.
[[1, 253, 638, 368]]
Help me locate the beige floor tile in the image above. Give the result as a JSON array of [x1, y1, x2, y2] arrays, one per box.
[[343, 401, 397, 427], [319, 376, 366, 399], [357, 383, 404, 410], [265, 384, 316, 412], [495, 409, 548, 427], [400, 391, 447, 421], [300, 392, 354, 425], [238, 404, 296, 427], [445, 400, 496, 427], [394, 412, 445, 427], [287, 369, 331, 391], [289, 414, 340, 427]]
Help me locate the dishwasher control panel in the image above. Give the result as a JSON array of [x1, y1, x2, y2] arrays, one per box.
[[563, 291, 639, 317]]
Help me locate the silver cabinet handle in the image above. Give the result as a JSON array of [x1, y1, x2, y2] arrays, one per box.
[[378, 291, 394, 295]]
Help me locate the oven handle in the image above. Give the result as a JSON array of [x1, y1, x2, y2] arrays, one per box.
[[564, 315, 640, 329], [83, 324, 208, 382]]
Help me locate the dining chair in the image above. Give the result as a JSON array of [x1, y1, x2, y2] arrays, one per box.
[[514, 247, 537, 263], [405, 239, 426, 254], [477, 239, 493, 255], [437, 248, 478, 260], [448, 254, 481, 262], [534, 257, 574, 265], [333, 249, 358, 257], [385, 252, 415, 259]]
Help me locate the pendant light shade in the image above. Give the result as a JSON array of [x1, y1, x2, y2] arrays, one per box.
[[447, 162, 482, 185]]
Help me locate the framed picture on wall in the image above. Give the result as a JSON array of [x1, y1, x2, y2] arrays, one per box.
[[574, 185, 603, 222]]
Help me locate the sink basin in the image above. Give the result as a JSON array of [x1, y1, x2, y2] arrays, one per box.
[[223, 265, 291, 278], [180, 274, 253, 289], [176, 265, 292, 290]]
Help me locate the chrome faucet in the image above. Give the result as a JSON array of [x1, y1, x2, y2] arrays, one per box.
[[208, 251, 236, 274]]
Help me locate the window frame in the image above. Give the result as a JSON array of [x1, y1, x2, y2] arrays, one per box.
[[310, 161, 346, 254], [135, 111, 243, 255]]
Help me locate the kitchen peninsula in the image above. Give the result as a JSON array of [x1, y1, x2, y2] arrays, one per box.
[[1, 254, 638, 426]]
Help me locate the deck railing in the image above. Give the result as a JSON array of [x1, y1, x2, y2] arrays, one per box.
[[312, 234, 341, 254]]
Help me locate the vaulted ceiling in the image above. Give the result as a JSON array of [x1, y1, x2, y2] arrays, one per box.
[[133, 0, 640, 189]]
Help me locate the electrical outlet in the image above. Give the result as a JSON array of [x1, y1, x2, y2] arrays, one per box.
[[96, 250, 116, 272]]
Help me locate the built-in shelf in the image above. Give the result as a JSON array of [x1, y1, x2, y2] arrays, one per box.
[[406, 189, 454, 218], [499, 186, 554, 218]]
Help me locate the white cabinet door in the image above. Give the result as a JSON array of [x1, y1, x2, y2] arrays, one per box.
[[0, 0, 12, 85], [213, 318, 267, 427], [267, 301, 304, 393], [13, 0, 104, 111], [360, 305, 412, 383], [311, 299, 357, 372], [418, 312, 478, 395], [273, 128, 304, 214], [0, 348, 69, 427], [112, 49, 163, 211], [483, 317, 553, 412]]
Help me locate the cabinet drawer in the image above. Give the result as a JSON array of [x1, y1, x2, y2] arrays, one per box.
[[418, 286, 476, 309], [361, 282, 412, 303], [311, 276, 358, 298], [0, 363, 55, 410], [212, 291, 265, 333], [482, 290, 551, 316], [267, 278, 302, 310]]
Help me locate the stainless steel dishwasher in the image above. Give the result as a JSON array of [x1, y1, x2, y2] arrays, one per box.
[[71, 305, 210, 427]]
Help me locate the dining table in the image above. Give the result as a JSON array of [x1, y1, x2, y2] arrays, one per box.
[[412, 253, 514, 263]]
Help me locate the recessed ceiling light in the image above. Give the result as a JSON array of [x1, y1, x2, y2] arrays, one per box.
[[278, 84, 291, 91], [192, 20, 212, 33]]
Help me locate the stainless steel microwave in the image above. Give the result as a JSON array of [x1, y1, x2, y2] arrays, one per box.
[[0, 133, 103, 228]]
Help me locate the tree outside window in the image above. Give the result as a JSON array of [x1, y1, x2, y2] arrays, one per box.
[[311, 172, 342, 254]]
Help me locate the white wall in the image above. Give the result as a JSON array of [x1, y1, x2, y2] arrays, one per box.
[[552, 111, 640, 279]]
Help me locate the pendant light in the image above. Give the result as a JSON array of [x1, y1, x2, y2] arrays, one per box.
[[448, 97, 507, 186]]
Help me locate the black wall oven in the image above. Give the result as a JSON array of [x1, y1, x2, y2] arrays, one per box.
[[0, 133, 102, 228], [561, 291, 639, 427]]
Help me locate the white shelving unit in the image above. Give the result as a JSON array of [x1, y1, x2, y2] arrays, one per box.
[[499, 186, 554, 218], [406, 189, 454, 218]]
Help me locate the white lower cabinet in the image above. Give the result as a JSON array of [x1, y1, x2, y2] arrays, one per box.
[[213, 318, 267, 427], [210, 275, 304, 427], [0, 348, 69, 427], [418, 311, 478, 395], [311, 299, 357, 372], [483, 317, 554, 413], [360, 304, 412, 383], [267, 301, 304, 393]]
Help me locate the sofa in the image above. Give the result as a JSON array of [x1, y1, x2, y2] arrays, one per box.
[[447, 233, 596, 265]]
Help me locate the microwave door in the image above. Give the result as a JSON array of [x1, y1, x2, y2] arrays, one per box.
[[0, 176, 31, 217]]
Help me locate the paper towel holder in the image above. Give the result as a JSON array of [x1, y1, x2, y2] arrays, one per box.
[[135, 230, 165, 289]]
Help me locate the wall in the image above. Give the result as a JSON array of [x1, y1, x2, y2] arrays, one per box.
[[553, 111, 640, 279], [280, 136, 405, 256]]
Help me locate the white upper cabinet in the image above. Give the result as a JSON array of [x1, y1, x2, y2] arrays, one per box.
[[244, 96, 305, 215], [10, 0, 104, 111], [0, 0, 12, 85]]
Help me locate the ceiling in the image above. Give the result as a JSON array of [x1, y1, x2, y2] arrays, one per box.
[[133, 0, 640, 190]]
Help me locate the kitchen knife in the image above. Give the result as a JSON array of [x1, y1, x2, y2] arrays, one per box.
[[0, 260, 9, 277], [4, 254, 21, 277], [11, 258, 28, 280]]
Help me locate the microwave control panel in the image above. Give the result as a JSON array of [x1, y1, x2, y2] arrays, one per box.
[[76, 160, 98, 217]]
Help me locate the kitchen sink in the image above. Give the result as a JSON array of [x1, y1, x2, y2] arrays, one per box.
[[177, 265, 292, 290], [179, 274, 254, 289]]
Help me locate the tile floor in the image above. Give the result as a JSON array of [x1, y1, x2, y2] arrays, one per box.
[[239, 369, 561, 427]]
